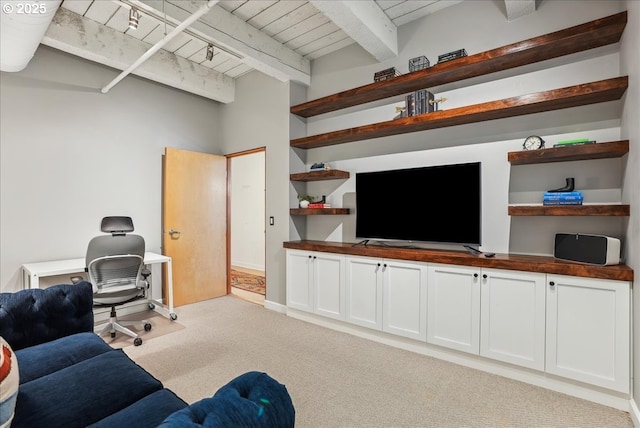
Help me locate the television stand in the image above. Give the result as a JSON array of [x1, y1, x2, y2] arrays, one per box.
[[463, 245, 482, 255]]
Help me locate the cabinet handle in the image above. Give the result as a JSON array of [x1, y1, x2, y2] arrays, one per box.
[[473, 273, 478, 278], [308, 255, 312, 259], [549, 281, 555, 287], [482, 274, 487, 279], [313, 256, 317, 259], [377, 263, 381, 267]]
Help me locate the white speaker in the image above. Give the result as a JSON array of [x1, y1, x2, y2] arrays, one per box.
[[554, 233, 621, 266]]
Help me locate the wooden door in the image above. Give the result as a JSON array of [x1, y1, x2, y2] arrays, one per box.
[[163, 147, 227, 306]]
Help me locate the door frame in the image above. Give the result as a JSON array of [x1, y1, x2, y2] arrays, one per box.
[[226, 147, 267, 295]]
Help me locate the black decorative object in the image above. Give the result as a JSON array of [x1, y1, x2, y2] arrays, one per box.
[[409, 56, 430, 72], [548, 177, 575, 193], [438, 48, 468, 63], [374, 67, 401, 82]]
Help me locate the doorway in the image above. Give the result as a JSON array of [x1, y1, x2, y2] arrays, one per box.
[[228, 148, 266, 305]]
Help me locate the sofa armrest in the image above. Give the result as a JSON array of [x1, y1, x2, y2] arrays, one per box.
[[0, 282, 94, 351], [158, 371, 295, 428]]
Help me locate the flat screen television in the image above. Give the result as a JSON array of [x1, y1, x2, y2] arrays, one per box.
[[355, 162, 481, 245]]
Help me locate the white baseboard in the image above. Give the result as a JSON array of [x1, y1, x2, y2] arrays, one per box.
[[264, 299, 286, 313], [629, 398, 640, 427]]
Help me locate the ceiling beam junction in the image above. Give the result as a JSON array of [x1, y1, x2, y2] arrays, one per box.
[[310, 0, 398, 62]]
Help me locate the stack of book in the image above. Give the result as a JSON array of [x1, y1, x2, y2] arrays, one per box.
[[374, 67, 401, 82], [543, 191, 583, 206], [405, 89, 435, 117], [553, 138, 596, 148], [308, 203, 332, 209]]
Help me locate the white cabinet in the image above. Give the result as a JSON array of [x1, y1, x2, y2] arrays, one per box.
[[428, 264, 546, 371], [345, 256, 383, 330], [546, 275, 630, 393], [345, 256, 427, 340], [286, 250, 345, 320], [427, 264, 480, 354], [480, 269, 546, 371], [382, 259, 428, 341], [286, 250, 313, 312]]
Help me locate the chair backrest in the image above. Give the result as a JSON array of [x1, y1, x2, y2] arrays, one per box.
[[86, 217, 146, 300]]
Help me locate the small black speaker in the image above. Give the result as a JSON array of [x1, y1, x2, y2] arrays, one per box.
[[554, 233, 621, 265]]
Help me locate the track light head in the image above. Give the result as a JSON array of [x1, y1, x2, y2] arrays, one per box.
[[206, 44, 214, 61], [128, 8, 140, 30]]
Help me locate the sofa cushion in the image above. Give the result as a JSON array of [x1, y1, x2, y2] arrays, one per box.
[[158, 371, 295, 428], [0, 337, 19, 428], [16, 332, 113, 384], [12, 349, 163, 428], [0, 282, 94, 351], [87, 388, 187, 428]]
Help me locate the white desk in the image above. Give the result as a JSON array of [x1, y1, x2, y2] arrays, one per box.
[[21, 252, 175, 320]]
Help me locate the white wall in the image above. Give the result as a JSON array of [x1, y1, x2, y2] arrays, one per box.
[[0, 46, 221, 291], [219, 71, 290, 305], [230, 151, 265, 271]]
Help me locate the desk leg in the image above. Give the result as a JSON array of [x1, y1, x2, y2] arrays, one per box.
[[20, 268, 39, 289], [166, 259, 176, 320]]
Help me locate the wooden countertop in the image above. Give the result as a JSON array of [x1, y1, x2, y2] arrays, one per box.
[[283, 240, 633, 282]]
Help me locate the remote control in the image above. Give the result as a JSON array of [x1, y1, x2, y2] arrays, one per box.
[[484, 252, 495, 258]]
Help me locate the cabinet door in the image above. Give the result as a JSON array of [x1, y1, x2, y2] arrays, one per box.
[[546, 275, 630, 393], [286, 250, 313, 312], [480, 269, 546, 370], [313, 252, 345, 320], [345, 256, 383, 330], [427, 264, 480, 354], [383, 259, 427, 341]]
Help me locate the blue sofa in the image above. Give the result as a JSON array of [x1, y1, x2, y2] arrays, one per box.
[[0, 282, 295, 428]]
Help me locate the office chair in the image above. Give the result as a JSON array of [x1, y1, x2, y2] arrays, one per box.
[[86, 216, 152, 346]]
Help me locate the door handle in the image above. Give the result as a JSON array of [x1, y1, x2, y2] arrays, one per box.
[[168, 229, 181, 238]]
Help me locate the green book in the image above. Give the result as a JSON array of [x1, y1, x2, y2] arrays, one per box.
[[556, 138, 591, 145]]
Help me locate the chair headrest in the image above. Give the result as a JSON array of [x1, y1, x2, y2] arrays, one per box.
[[101, 216, 134, 235]]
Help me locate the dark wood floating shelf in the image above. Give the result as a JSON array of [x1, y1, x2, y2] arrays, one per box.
[[290, 208, 350, 215], [508, 205, 630, 216], [290, 77, 628, 150], [290, 12, 627, 118], [283, 240, 633, 282], [508, 140, 629, 165], [290, 170, 350, 182]]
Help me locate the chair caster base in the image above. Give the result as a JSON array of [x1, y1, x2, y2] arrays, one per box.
[[144, 323, 152, 332], [134, 337, 142, 346], [170, 313, 178, 321]]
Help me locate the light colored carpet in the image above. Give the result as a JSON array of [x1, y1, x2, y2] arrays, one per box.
[[124, 296, 633, 428]]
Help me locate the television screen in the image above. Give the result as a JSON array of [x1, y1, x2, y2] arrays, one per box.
[[355, 162, 481, 245]]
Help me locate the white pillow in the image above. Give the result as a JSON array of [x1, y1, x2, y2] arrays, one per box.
[[0, 336, 19, 428]]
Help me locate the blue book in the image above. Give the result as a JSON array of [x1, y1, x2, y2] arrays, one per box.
[[543, 195, 583, 201], [543, 191, 583, 197], [543, 200, 583, 205]]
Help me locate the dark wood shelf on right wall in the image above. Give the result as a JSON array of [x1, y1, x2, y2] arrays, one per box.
[[507, 140, 630, 217]]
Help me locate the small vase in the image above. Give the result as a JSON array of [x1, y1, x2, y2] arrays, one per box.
[[299, 200, 310, 208]]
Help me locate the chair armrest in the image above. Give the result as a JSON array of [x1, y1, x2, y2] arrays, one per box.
[[0, 282, 94, 350], [158, 371, 295, 428]]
